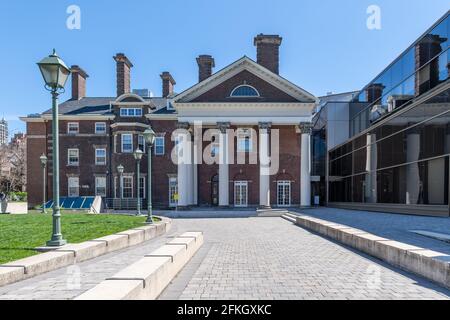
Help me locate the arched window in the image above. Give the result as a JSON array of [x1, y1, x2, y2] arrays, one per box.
[[230, 85, 260, 97]]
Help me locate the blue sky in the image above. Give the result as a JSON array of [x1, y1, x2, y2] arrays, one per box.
[[0, 0, 448, 136]]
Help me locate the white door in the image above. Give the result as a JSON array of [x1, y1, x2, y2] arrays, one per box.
[[68, 177, 79, 197], [234, 181, 248, 207], [169, 177, 178, 207], [277, 181, 291, 207]]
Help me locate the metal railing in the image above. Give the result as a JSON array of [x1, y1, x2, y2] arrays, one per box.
[[105, 198, 148, 210]]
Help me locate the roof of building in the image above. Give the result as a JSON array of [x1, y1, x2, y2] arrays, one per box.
[[40, 96, 169, 116]]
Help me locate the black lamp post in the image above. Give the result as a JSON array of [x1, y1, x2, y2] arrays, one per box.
[[133, 149, 144, 216], [37, 49, 70, 247], [40, 154, 47, 214], [143, 127, 156, 224]]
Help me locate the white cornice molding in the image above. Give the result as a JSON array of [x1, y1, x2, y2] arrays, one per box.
[[39, 115, 116, 121], [174, 102, 316, 109], [173, 57, 318, 104], [177, 116, 311, 125], [110, 122, 150, 128], [20, 117, 45, 123], [146, 114, 178, 120]]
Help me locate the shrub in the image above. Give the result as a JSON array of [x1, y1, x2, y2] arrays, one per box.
[[7, 192, 28, 202]]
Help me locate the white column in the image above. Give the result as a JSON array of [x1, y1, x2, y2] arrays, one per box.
[[187, 138, 194, 206], [300, 123, 312, 207], [177, 123, 190, 208], [218, 123, 230, 207], [193, 121, 202, 206], [365, 133, 377, 203], [406, 128, 421, 205], [259, 123, 271, 208]]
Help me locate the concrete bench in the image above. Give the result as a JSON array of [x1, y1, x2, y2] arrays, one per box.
[[75, 231, 204, 300], [291, 213, 450, 290]]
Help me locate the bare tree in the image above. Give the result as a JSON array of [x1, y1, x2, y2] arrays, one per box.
[[0, 139, 26, 193]]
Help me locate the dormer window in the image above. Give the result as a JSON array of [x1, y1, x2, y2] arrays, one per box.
[[120, 108, 143, 117], [230, 85, 260, 98]]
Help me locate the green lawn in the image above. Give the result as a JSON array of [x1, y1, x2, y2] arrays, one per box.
[[0, 212, 158, 264]]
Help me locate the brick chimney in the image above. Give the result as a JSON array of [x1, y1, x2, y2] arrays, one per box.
[[70, 65, 89, 100], [113, 53, 133, 97], [160, 72, 176, 97], [196, 55, 215, 82], [254, 34, 283, 74]]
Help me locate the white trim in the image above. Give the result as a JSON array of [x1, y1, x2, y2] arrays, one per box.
[[174, 56, 318, 104], [178, 116, 311, 125], [41, 115, 115, 120], [175, 102, 315, 108], [146, 114, 178, 120], [115, 93, 146, 103], [110, 122, 149, 128], [20, 117, 45, 123], [230, 84, 260, 97]]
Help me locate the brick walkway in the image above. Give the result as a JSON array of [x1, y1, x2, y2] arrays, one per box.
[[160, 217, 450, 300], [291, 207, 450, 255], [1, 215, 449, 300]]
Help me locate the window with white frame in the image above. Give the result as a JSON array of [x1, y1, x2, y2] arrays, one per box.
[[67, 122, 79, 135], [121, 134, 133, 153], [237, 129, 253, 152], [95, 177, 107, 197], [68, 149, 79, 166], [122, 176, 133, 198], [230, 85, 260, 97], [95, 122, 106, 134], [155, 137, 165, 155], [68, 177, 79, 197], [138, 135, 145, 153], [139, 177, 145, 199], [120, 108, 143, 117], [95, 148, 106, 165]]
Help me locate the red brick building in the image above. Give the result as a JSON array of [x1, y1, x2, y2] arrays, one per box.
[[22, 34, 318, 210]]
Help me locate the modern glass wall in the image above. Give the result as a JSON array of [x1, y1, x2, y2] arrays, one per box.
[[329, 88, 450, 206], [350, 12, 449, 136]]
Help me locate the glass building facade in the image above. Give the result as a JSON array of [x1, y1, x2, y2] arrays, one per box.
[[326, 11, 450, 216]]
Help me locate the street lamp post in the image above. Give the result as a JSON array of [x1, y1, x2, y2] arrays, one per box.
[[40, 154, 48, 214], [133, 149, 144, 216], [143, 127, 156, 224], [37, 49, 70, 247], [117, 164, 124, 210]]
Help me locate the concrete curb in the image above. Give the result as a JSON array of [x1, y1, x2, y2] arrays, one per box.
[[0, 216, 172, 288], [285, 213, 450, 290], [74, 231, 204, 300]]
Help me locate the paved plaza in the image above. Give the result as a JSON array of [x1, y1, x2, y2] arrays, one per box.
[[1, 213, 448, 300]]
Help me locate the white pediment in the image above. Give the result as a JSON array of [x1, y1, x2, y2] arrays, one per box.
[[173, 56, 318, 104]]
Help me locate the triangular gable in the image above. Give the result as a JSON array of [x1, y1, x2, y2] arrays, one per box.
[[174, 56, 318, 104]]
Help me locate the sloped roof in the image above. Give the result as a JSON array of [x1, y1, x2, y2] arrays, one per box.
[[41, 96, 169, 116]]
